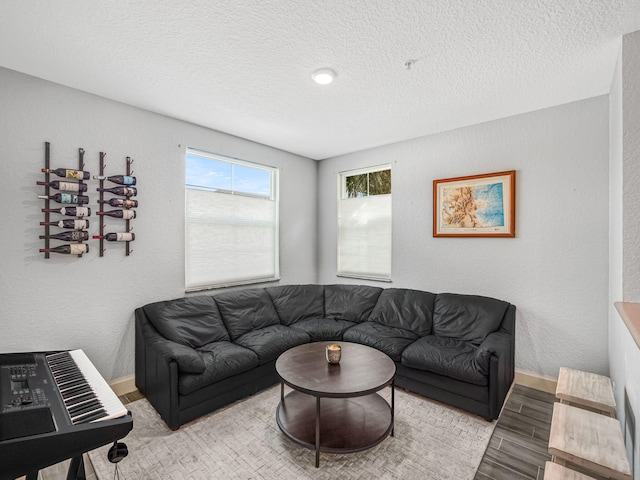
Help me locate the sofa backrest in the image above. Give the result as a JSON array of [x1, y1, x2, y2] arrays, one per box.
[[142, 296, 230, 348], [368, 288, 436, 336], [432, 293, 510, 345], [265, 284, 325, 325], [324, 284, 383, 323], [214, 288, 281, 340]]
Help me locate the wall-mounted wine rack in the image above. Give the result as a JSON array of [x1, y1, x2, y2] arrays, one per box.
[[95, 154, 137, 256], [39, 142, 90, 258]]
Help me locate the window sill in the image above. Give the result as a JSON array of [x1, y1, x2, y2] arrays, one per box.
[[186, 277, 281, 293], [336, 274, 392, 283]]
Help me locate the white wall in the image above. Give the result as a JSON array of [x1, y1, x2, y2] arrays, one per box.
[[0, 67, 318, 380], [610, 30, 640, 478], [318, 97, 610, 378]]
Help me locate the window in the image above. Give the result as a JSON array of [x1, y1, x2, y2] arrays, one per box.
[[185, 149, 279, 291], [337, 165, 392, 281]]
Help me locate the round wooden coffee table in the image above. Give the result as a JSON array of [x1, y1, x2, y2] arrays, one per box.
[[275, 341, 396, 467]]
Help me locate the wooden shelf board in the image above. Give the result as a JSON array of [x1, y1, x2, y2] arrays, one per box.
[[614, 301, 640, 349]]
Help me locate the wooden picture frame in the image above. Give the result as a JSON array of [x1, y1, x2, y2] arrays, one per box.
[[433, 170, 515, 237]]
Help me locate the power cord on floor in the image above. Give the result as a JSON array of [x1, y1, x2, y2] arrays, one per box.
[[107, 441, 128, 480]]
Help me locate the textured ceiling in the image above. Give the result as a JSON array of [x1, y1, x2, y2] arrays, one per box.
[[1, 1, 639, 160]]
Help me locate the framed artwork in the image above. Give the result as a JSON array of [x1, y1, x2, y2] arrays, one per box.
[[433, 170, 515, 237]]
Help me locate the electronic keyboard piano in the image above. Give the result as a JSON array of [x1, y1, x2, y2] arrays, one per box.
[[0, 350, 133, 480]]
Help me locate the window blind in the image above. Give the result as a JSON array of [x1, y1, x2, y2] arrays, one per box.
[[337, 165, 392, 280], [185, 149, 279, 291]]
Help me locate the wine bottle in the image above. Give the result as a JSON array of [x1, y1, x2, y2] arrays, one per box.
[[36, 181, 87, 192], [93, 175, 136, 185], [96, 209, 136, 219], [96, 186, 137, 197], [39, 244, 89, 255], [92, 232, 135, 242], [98, 198, 138, 208], [40, 219, 89, 229], [38, 193, 89, 205], [41, 206, 91, 217], [41, 168, 90, 180], [39, 231, 89, 241]]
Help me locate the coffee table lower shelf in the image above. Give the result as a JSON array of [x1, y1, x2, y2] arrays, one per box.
[[276, 389, 394, 467]]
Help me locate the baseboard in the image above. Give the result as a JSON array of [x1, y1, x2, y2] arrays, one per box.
[[514, 369, 557, 394], [110, 370, 558, 397], [109, 374, 136, 396]]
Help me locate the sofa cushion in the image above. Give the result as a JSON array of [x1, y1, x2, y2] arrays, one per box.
[[401, 335, 487, 386], [368, 288, 436, 337], [265, 284, 325, 326], [142, 296, 230, 348], [214, 288, 281, 340], [432, 293, 509, 346], [179, 341, 260, 395], [234, 325, 310, 365], [289, 318, 356, 342], [343, 322, 419, 361], [324, 284, 383, 323]]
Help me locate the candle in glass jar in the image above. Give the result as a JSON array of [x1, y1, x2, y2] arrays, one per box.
[[326, 344, 342, 364]]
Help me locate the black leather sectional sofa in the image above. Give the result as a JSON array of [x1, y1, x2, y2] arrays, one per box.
[[135, 284, 515, 430]]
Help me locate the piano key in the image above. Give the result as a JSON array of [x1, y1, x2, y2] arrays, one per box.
[[69, 400, 103, 417], [73, 408, 108, 424], [46, 349, 127, 424], [57, 377, 88, 390], [64, 392, 95, 406], [59, 385, 93, 399], [51, 369, 83, 378]]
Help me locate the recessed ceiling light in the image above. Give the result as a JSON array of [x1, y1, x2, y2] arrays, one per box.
[[312, 68, 336, 85]]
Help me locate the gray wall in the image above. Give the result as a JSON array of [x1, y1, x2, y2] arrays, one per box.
[[622, 30, 640, 302], [609, 30, 640, 478], [0, 63, 622, 387], [0, 67, 318, 380], [318, 97, 610, 378]]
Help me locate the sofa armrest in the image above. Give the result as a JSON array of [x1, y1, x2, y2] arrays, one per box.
[[499, 304, 516, 336], [135, 309, 198, 429], [136, 307, 205, 373], [474, 331, 511, 375], [152, 338, 205, 374], [476, 327, 515, 419]]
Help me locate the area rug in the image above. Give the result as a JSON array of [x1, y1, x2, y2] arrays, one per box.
[[88, 386, 495, 479]]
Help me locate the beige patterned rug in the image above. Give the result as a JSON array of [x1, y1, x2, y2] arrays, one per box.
[[88, 386, 495, 479]]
